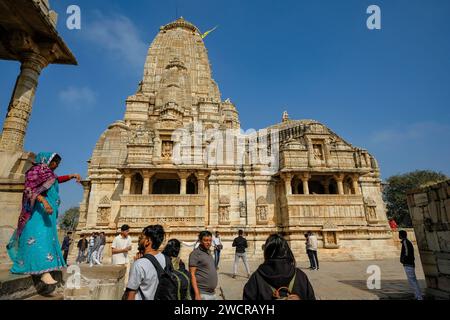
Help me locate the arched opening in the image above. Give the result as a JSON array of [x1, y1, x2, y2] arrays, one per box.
[[187, 174, 198, 194], [152, 173, 181, 194], [131, 173, 143, 195], [328, 178, 338, 194], [309, 181, 325, 195], [344, 177, 353, 195]]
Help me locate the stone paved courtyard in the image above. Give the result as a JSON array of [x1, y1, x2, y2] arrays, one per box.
[[217, 258, 426, 300]]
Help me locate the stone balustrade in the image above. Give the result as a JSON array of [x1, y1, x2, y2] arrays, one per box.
[[286, 194, 367, 226]]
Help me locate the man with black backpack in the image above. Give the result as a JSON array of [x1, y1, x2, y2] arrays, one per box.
[[126, 225, 178, 300]]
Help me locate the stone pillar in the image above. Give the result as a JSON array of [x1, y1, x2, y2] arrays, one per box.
[[301, 173, 311, 195], [142, 172, 153, 195], [0, 52, 48, 151], [79, 181, 91, 224], [352, 175, 361, 195], [282, 173, 293, 195], [196, 172, 207, 195], [179, 171, 189, 195], [335, 174, 345, 195], [123, 172, 132, 195]]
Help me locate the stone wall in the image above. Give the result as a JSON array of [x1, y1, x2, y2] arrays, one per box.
[[0, 151, 34, 264], [407, 180, 450, 299]]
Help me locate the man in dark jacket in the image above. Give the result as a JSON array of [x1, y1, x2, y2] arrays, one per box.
[[61, 232, 73, 264], [76, 234, 88, 264], [399, 230, 423, 300], [232, 230, 250, 279]]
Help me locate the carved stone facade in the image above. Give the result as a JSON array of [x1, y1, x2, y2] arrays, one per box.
[[77, 17, 398, 261]]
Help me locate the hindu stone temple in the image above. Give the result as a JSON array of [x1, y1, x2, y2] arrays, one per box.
[[77, 17, 398, 261]]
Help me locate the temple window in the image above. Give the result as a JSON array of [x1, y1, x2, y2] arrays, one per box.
[[151, 173, 181, 194], [328, 179, 338, 194], [309, 181, 325, 194], [131, 173, 144, 195], [187, 174, 198, 194]]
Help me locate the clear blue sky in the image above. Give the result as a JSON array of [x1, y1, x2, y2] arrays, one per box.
[[1, 0, 449, 213]]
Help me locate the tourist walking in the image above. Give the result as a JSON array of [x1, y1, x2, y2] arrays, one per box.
[[399, 230, 423, 300], [61, 231, 73, 265], [89, 233, 102, 267], [125, 225, 167, 300], [189, 231, 218, 300], [243, 234, 316, 300], [87, 233, 95, 263], [306, 231, 319, 270], [112, 225, 132, 265], [232, 230, 251, 278], [112, 224, 132, 283], [6, 152, 81, 291], [76, 234, 88, 264], [97, 232, 106, 263], [212, 231, 223, 269]]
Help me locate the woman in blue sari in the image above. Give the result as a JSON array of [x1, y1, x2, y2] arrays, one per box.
[[7, 152, 81, 286]]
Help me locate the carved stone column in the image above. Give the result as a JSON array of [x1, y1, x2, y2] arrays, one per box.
[[300, 173, 311, 195], [78, 181, 91, 225], [334, 173, 345, 195], [0, 52, 49, 151], [123, 172, 132, 195], [179, 171, 190, 195], [142, 171, 154, 195], [282, 173, 293, 195], [196, 172, 207, 195], [352, 174, 361, 195]]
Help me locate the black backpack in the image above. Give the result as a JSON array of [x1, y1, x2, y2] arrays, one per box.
[[142, 254, 179, 300], [172, 262, 192, 300]]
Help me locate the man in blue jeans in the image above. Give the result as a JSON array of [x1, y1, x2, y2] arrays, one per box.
[[232, 230, 251, 278], [399, 230, 423, 300]]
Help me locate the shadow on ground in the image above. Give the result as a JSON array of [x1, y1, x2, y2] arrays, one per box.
[[339, 279, 427, 300]]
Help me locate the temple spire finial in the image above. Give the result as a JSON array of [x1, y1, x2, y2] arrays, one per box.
[[282, 111, 290, 122]]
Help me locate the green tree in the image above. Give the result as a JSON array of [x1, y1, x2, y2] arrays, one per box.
[[59, 207, 80, 231], [383, 170, 447, 227]]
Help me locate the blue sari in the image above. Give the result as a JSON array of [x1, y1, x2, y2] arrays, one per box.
[[7, 152, 66, 275]]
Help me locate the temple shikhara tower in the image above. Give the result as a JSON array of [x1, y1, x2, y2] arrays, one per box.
[[78, 18, 398, 260]]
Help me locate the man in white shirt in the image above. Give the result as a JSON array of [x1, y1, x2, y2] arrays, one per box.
[[212, 231, 223, 269], [306, 231, 319, 270], [112, 225, 132, 282]]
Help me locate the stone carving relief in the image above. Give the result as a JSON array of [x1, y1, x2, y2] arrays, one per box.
[[256, 196, 269, 224], [322, 220, 340, 249], [364, 197, 378, 223], [313, 144, 324, 161], [96, 196, 112, 226], [129, 124, 153, 145], [218, 195, 231, 224], [162, 141, 173, 160]]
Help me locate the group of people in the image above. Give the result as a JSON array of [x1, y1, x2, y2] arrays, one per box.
[[4, 151, 424, 300], [121, 225, 316, 300], [74, 232, 106, 266]]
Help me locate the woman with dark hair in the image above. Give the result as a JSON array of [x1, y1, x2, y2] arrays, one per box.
[[243, 234, 316, 300], [7, 152, 81, 288], [162, 239, 184, 269], [163, 239, 192, 300]]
